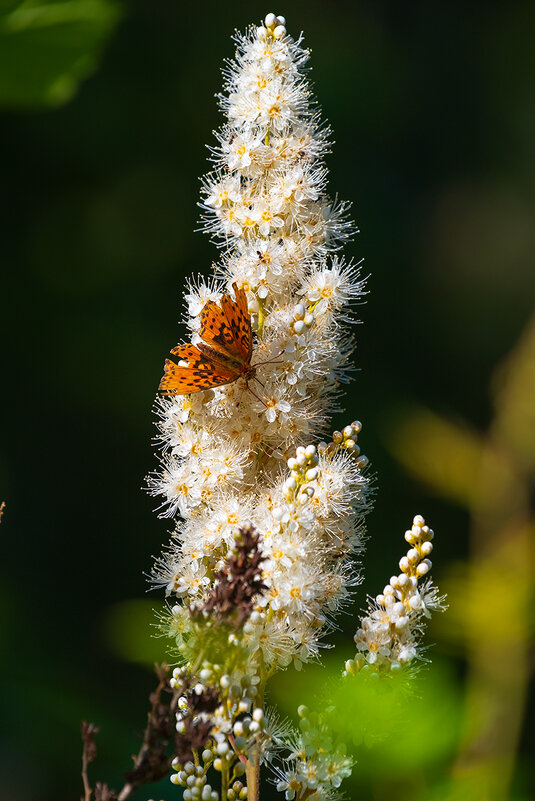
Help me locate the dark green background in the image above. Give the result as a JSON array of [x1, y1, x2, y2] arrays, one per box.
[[1, 1, 534, 799]]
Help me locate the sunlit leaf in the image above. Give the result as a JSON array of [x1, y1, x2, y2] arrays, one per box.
[[0, 0, 122, 108], [385, 406, 483, 507], [269, 654, 460, 778], [329, 665, 460, 774], [493, 314, 535, 476], [435, 530, 534, 653]]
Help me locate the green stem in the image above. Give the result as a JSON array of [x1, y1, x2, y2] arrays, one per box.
[[245, 656, 270, 801], [221, 762, 229, 801]]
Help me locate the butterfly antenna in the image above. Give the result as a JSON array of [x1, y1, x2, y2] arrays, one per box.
[[236, 384, 247, 407], [253, 349, 285, 368], [246, 382, 267, 407]]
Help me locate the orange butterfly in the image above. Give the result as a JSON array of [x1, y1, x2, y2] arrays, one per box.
[[159, 283, 255, 395]]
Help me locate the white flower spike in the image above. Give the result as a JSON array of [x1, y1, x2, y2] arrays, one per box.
[[148, 12, 442, 801]]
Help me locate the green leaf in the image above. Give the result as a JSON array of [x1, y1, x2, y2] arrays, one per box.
[[331, 665, 461, 773], [269, 655, 461, 777], [0, 0, 122, 108]]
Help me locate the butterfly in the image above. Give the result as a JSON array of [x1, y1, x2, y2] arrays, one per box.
[[159, 282, 255, 395]]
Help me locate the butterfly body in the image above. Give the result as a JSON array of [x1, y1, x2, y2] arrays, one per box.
[[159, 283, 255, 395]]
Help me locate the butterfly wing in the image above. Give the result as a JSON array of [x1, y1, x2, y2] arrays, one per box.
[[159, 344, 238, 395], [199, 284, 251, 365], [220, 283, 253, 363]]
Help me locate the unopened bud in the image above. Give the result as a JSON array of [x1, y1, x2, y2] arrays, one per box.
[[416, 559, 432, 577], [399, 556, 410, 573]]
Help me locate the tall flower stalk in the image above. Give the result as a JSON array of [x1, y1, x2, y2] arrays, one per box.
[[149, 12, 443, 801]]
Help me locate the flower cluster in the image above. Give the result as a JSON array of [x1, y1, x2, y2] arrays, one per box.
[[276, 705, 352, 801], [148, 11, 441, 801], [345, 515, 445, 676], [151, 11, 369, 677]]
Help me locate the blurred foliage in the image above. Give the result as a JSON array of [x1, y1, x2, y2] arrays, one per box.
[[103, 598, 165, 665], [0, 0, 121, 108], [269, 653, 461, 774], [1, 1, 534, 800], [387, 407, 484, 508], [386, 314, 535, 801]]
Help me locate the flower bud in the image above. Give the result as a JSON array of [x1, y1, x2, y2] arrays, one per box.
[[399, 556, 410, 573], [416, 559, 432, 577]]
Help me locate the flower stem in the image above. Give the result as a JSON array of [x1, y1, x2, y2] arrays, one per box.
[[246, 754, 260, 801]]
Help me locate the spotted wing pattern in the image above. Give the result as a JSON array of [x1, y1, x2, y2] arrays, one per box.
[[220, 283, 252, 363], [159, 344, 238, 394], [159, 284, 253, 395]]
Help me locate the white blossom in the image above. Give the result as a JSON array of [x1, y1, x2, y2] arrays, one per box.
[[150, 13, 441, 801]]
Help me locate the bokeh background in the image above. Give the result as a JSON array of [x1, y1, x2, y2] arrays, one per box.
[[1, 1, 534, 799]]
